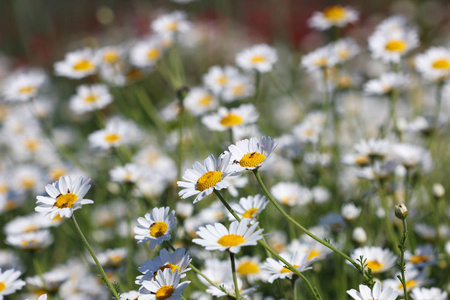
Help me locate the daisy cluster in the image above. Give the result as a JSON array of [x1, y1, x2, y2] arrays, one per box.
[[0, 2, 449, 300]]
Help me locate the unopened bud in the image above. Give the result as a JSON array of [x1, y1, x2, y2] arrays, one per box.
[[352, 227, 367, 244], [395, 203, 408, 219], [433, 183, 445, 199]]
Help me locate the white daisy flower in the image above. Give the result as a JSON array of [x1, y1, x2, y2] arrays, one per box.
[[288, 238, 333, 262], [109, 163, 145, 183], [415, 47, 450, 81], [6, 230, 53, 251], [404, 244, 436, 268], [26, 267, 70, 293], [308, 5, 358, 31], [2, 70, 46, 102], [235, 44, 278, 73], [341, 203, 361, 222], [54, 48, 98, 79], [347, 282, 399, 300], [354, 138, 390, 159], [151, 11, 191, 37], [130, 38, 163, 68], [390, 143, 432, 171], [349, 246, 397, 274], [35, 176, 93, 219], [333, 38, 360, 63], [26, 294, 47, 300], [183, 87, 218, 116], [383, 267, 428, 295], [95, 46, 125, 67], [364, 72, 409, 95], [411, 287, 448, 300], [134, 207, 176, 249], [69, 84, 112, 114], [270, 182, 312, 207], [4, 213, 52, 236], [193, 218, 264, 254], [222, 74, 255, 102], [201, 104, 259, 132], [301, 45, 338, 73], [120, 291, 141, 300], [88, 117, 141, 150], [228, 194, 269, 222], [177, 152, 235, 203], [137, 248, 191, 282], [96, 248, 127, 268], [261, 251, 317, 283], [228, 136, 277, 171], [202, 65, 239, 95], [235, 256, 267, 283], [0, 269, 26, 298], [138, 269, 189, 300]]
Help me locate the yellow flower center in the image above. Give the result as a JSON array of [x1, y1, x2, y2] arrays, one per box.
[[0, 282, 5, 292], [233, 85, 244, 96], [307, 249, 320, 260], [220, 113, 243, 127], [105, 133, 121, 143], [103, 50, 119, 63], [338, 49, 350, 60], [110, 254, 123, 263], [355, 154, 370, 166], [5, 200, 17, 210], [148, 48, 161, 61], [323, 6, 346, 22], [55, 193, 78, 208], [196, 171, 223, 191], [366, 260, 384, 273], [73, 60, 95, 71], [199, 95, 214, 107], [217, 76, 228, 85], [24, 225, 39, 233], [0, 184, 9, 194], [432, 59, 450, 70], [25, 138, 40, 151], [251, 55, 266, 63], [239, 152, 266, 168], [156, 264, 181, 278], [22, 238, 38, 248], [237, 261, 259, 275], [281, 264, 300, 273], [314, 58, 328, 66], [385, 40, 406, 52], [398, 280, 417, 290], [166, 21, 178, 31], [21, 178, 36, 189], [156, 285, 175, 300], [19, 86, 36, 95], [338, 74, 353, 88], [49, 167, 67, 181], [217, 234, 246, 247], [281, 196, 295, 205], [150, 222, 168, 237], [84, 94, 98, 103], [242, 208, 258, 219], [410, 255, 429, 264]]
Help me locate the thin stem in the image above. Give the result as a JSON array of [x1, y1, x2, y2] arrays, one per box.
[[71, 215, 120, 300], [398, 219, 409, 300], [214, 190, 322, 300], [434, 81, 444, 129], [32, 256, 47, 291], [229, 252, 240, 300], [253, 71, 261, 102]]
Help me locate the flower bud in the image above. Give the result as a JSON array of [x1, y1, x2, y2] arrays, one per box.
[[433, 183, 445, 199], [395, 203, 408, 219], [352, 227, 367, 244]]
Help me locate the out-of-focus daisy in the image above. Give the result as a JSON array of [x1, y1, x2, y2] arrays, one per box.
[[2, 70, 46, 102], [35, 176, 93, 219], [347, 282, 399, 300], [228, 194, 269, 222], [54, 48, 98, 79], [151, 11, 191, 37], [271, 182, 312, 206], [6, 230, 53, 251], [414, 223, 436, 241], [201, 104, 259, 132], [262, 251, 317, 283], [96, 46, 125, 67], [383, 267, 428, 295], [25, 294, 47, 300], [364, 73, 409, 95], [415, 47, 450, 81], [390, 143, 432, 172], [202, 65, 239, 95], [333, 38, 360, 63], [4, 213, 52, 236], [138, 269, 189, 300], [110, 163, 144, 183], [410, 287, 448, 300], [352, 227, 368, 244], [354, 138, 390, 160], [137, 248, 191, 282], [0, 269, 26, 298], [193, 219, 263, 253], [350, 246, 397, 274], [69, 84, 112, 114], [236, 44, 278, 73], [288, 238, 333, 262], [301, 45, 338, 73], [88, 117, 141, 150], [308, 5, 358, 30], [235, 256, 266, 283], [119, 291, 141, 300], [341, 203, 361, 222], [404, 244, 436, 267], [228, 136, 277, 171], [130, 38, 163, 68], [26, 267, 70, 293], [177, 153, 235, 203], [134, 207, 176, 249], [183, 87, 219, 116], [222, 74, 255, 102], [97, 248, 127, 268]]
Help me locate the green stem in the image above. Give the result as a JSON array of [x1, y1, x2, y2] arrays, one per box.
[[70, 215, 120, 300], [398, 219, 409, 300], [229, 252, 240, 300], [253, 71, 261, 102], [434, 81, 444, 129], [32, 256, 47, 291], [214, 190, 322, 300]]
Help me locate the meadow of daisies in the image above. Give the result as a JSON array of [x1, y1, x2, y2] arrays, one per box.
[[1, 2, 450, 300]]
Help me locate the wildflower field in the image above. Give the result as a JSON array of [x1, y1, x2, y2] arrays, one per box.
[[1, 0, 450, 299]]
